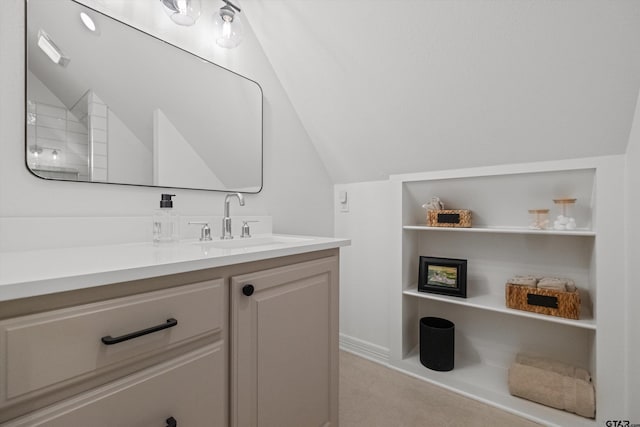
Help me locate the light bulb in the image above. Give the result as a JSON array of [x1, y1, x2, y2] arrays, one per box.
[[213, 5, 243, 49], [160, 0, 201, 26], [52, 150, 59, 160], [223, 20, 231, 38]]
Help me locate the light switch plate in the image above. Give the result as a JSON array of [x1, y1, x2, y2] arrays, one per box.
[[338, 191, 349, 212]]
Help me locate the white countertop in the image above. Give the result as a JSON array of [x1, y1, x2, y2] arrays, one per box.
[[0, 234, 350, 302]]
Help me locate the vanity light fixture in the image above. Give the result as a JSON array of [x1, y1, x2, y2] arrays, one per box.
[[28, 146, 61, 161], [37, 29, 70, 67], [213, 0, 243, 49], [160, 0, 202, 26], [28, 145, 43, 157], [80, 12, 97, 32]]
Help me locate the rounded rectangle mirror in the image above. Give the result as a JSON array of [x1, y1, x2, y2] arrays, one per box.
[[26, 0, 263, 193]]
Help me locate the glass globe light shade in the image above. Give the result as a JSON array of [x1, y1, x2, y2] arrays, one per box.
[[213, 6, 243, 49], [160, 0, 201, 26]]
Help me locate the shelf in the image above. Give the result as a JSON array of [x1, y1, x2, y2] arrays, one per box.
[[403, 288, 596, 330], [403, 225, 596, 237], [397, 347, 596, 427]]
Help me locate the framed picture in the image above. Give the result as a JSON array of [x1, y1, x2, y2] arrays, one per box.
[[418, 256, 467, 298]]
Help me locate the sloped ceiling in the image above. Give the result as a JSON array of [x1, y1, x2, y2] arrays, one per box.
[[242, 0, 640, 183]]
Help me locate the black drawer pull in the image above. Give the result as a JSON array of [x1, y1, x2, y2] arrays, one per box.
[[242, 284, 255, 296], [101, 318, 178, 345], [166, 417, 177, 427]]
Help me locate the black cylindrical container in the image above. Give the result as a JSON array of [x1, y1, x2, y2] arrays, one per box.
[[419, 317, 455, 371]]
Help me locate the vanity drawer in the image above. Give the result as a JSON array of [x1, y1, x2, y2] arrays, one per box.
[[0, 279, 224, 404], [2, 344, 225, 426]]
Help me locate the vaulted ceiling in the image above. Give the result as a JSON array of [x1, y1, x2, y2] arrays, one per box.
[[75, 0, 640, 184], [243, 0, 640, 182]]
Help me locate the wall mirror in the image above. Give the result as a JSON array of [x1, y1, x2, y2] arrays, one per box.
[[25, 0, 263, 192]]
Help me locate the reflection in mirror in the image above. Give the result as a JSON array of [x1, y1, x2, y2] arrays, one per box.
[[26, 0, 263, 192]]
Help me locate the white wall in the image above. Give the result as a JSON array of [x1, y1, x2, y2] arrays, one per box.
[[625, 92, 640, 421], [27, 70, 65, 107], [0, 0, 334, 251], [108, 108, 152, 185], [335, 181, 393, 360], [153, 109, 223, 189]]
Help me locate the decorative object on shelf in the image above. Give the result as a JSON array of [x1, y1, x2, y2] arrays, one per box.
[[427, 209, 472, 228], [552, 198, 577, 230], [420, 317, 455, 372], [422, 196, 445, 211], [508, 353, 595, 419], [421, 196, 472, 228], [528, 209, 550, 230], [418, 256, 467, 298], [505, 275, 580, 319]]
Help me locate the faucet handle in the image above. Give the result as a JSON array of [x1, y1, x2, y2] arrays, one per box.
[[189, 221, 212, 241], [240, 220, 259, 238]]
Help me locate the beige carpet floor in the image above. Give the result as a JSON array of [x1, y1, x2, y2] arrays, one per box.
[[339, 350, 542, 427]]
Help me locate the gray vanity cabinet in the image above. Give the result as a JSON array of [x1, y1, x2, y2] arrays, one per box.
[[231, 256, 339, 427], [0, 249, 340, 426]]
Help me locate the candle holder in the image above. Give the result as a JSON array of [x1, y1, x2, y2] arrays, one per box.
[[553, 198, 577, 230], [528, 209, 550, 230]]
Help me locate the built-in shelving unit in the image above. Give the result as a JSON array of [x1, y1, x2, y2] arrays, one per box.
[[389, 157, 627, 427]]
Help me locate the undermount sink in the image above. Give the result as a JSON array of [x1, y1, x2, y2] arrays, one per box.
[[191, 235, 313, 250]]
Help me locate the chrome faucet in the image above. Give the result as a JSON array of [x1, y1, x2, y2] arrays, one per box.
[[221, 192, 245, 239]]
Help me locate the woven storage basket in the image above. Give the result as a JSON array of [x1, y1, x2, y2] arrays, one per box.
[[505, 283, 580, 320], [427, 209, 472, 228]]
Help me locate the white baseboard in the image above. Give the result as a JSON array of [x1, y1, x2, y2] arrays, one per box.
[[339, 333, 390, 365]]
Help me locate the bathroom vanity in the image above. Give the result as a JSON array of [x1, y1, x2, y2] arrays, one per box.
[[0, 235, 348, 426]]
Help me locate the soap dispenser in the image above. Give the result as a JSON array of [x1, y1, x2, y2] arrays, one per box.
[[153, 194, 179, 244]]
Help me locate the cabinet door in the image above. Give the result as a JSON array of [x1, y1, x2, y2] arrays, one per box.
[[231, 256, 339, 427], [2, 344, 226, 427]]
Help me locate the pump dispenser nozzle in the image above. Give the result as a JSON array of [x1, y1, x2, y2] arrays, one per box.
[[160, 193, 176, 208]]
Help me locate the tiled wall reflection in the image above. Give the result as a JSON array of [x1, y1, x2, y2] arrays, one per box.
[[27, 100, 89, 180], [88, 92, 108, 182]]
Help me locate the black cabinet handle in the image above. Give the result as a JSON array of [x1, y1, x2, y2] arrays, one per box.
[[166, 417, 177, 427], [101, 318, 178, 345], [242, 284, 254, 296]]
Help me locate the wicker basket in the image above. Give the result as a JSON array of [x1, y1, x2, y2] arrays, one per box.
[[505, 283, 580, 320], [427, 209, 472, 228]]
